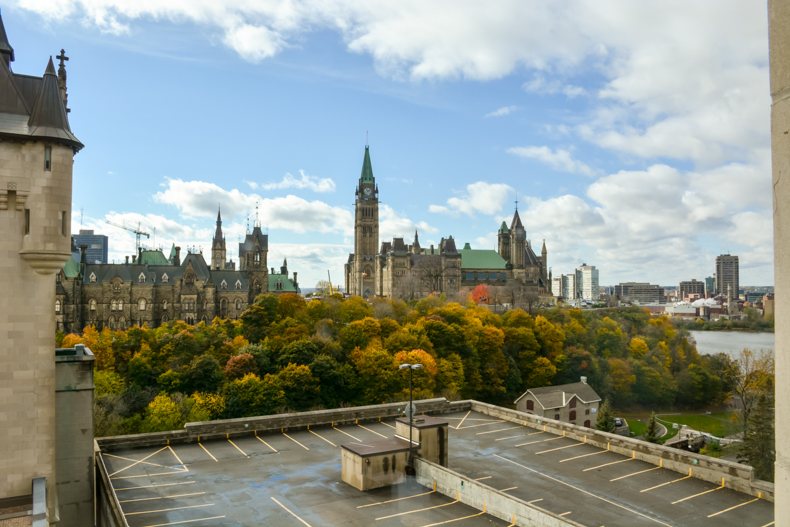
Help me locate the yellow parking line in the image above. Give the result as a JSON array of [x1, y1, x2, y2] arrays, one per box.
[[476, 426, 522, 435], [418, 511, 485, 527], [456, 410, 471, 429], [167, 446, 188, 472], [271, 496, 312, 526], [333, 426, 362, 442], [358, 423, 388, 438], [255, 433, 278, 453], [671, 483, 724, 504], [494, 434, 527, 442], [375, 500, 459, 520], [610, 466, 661, 482], [536, 443, 585, 455], [141, 516, 226, 527], [707, 497, 760, 518], [526, 430, 546, 436], [527, 498, 543, 505], [758, 522, 775, 527], [283, 432, 310, 451], [515, 436, 564, 447], [455, 420, 505, 430], [109, 446, 169, 477], [559, 511, 572, 517], [198, 442, 218, 462], [119, 492, 206, 504], [582, 458, 633, 472], [499, 486, 518, 492], [112, 471, 185, 480], [105, 453, 181, 472], [125, 503, 214, 516], [641, 475, 692, 492], [474, 475, 492, 481], [357, 490, 435, 508], [560, 450, 607, 463], [380, 421, 396, 429], [115, 481, 197, 492], [227, 438, 248, 458], [309, 429, 337, 447]]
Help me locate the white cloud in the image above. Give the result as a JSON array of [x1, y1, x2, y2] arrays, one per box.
[[222, 23, 283, 62], [251, 170, 336, 193], [485, 105, 518, 118], [522, 76, 586, 98], [380, 204, 437, 242], [153, 178, 351, 234], [508, 146, 596, 177], [429, 181, 513, 217]]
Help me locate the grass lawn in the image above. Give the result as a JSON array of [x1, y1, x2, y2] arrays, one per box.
[[617, 409, 741, 440], [656, 411, 741, 438]]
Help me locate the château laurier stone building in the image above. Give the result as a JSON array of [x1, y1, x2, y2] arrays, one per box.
[[56, 208, 299, 333], [345, 146, 550, 302]]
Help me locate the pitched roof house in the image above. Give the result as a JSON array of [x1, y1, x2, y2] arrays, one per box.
[[514, 377, 602, 428]]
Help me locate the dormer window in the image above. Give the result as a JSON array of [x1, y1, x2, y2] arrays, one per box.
[[55, 299, 61, 313], [235, 280, 242, 290], [44, 145, 52, 171], [89, 272, 97, 283], [138, 272, 146, 283], [89, 299, 97, 311], [161, 273, 169, 283], [221, 279, 228, 290]]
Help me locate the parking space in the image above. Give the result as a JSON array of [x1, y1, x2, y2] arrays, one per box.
[[445, 410, 774, 527], [102, 420, 511, 526]]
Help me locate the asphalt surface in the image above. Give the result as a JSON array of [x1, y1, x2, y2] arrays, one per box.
[[444, 410, 774, 527]]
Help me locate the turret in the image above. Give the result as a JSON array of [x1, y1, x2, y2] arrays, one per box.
[[211, 206, 226, 270]]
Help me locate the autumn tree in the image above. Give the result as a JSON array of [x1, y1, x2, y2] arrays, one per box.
[[737, 393, 775, 482], [276, 363, 320, 411], [731, 349, 774, 432], [393, 349, 438, 400], [469, 284, 490, 304]]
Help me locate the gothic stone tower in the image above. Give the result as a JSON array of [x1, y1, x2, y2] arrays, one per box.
[[211, 207, 226, 270], [239, 224, 268, 300], [350, 145, 379, 297], [0, 11, 83, 520]]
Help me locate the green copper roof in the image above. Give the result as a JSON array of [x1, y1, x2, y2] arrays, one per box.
[[498, 221, 509, 234], [269, 273, 298, 292], [360, 145, 374, 183], [139, 250, 169, 266], [63, 255, 80, 278], [459, 245, 508, 270]]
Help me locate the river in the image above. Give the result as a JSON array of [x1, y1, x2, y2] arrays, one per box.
[[689, 330, 774, 358]]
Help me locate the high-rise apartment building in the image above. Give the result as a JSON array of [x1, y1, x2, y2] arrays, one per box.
[[575, 264, 599, 302], [679, 279, 705, 300], [715, 254, 739, 298]]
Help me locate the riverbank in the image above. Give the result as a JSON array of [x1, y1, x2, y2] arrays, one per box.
[[690, 330, 774, 357]]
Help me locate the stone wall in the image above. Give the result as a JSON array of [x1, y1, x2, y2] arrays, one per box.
[[415, 458, 581, 527]]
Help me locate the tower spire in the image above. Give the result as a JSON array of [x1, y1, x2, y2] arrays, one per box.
[[0, 8, 15, 66]]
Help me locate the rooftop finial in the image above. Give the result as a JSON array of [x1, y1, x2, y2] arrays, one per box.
[[255, 201, 260, 228], [366, 130, 369, 147], [56, 48, 69, 112]]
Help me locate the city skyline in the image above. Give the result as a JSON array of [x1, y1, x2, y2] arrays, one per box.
[[2, 1, 772, 289]]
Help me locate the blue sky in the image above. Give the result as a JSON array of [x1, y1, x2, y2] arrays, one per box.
[[3, 1, 772, 289]]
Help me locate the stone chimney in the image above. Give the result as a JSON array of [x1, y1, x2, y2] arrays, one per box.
[[174, 246, 181, 266], [580, 376, 587, 384], [125, 255, 129, 265]]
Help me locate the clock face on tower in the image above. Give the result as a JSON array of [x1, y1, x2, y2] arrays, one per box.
[[363, 187, 372, 199]]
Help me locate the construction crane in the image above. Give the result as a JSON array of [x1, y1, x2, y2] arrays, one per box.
[[106, 220, 150, 252]]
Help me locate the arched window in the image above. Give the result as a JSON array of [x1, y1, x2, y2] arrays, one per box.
[[221, 280, 228, 290], [89, 299, 97, 311], [569, 410, 577, 421], [138, 272, 146, 283], [55, 299, 61, 313], [161, 313, 169, 322], [220, 298, 228, 317], [89, 272, 97, 283], [163, 300, 168, 310], [162, 273, 169, 283], [138, 298, 147, 311], [235, 299, 242, 311], [108, 316, 115, 329], [235, 280, 242, 290], [526, 400, 534, 411], [584, 420, 591, 428], [118, 299, 124, 310], [119, 318, 126, 329], [110, 300, 117, 311]]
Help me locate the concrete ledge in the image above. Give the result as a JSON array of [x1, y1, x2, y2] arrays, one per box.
[[415, 458, 580, 527], [470, 401, 775, 502], [96, 398, 471, 451]]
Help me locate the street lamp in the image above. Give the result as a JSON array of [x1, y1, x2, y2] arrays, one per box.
[[399, 362, 423, 473]]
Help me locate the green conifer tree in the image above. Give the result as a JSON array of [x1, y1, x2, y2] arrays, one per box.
[[596, 399, 616, 433], [737, 393, 775, 482]]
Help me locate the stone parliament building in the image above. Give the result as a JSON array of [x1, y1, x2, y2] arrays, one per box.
[[345, 146, 550, 303], [55, 209, 300, 333]]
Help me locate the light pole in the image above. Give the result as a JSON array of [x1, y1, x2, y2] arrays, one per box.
[[399, 362, 422, 473]]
